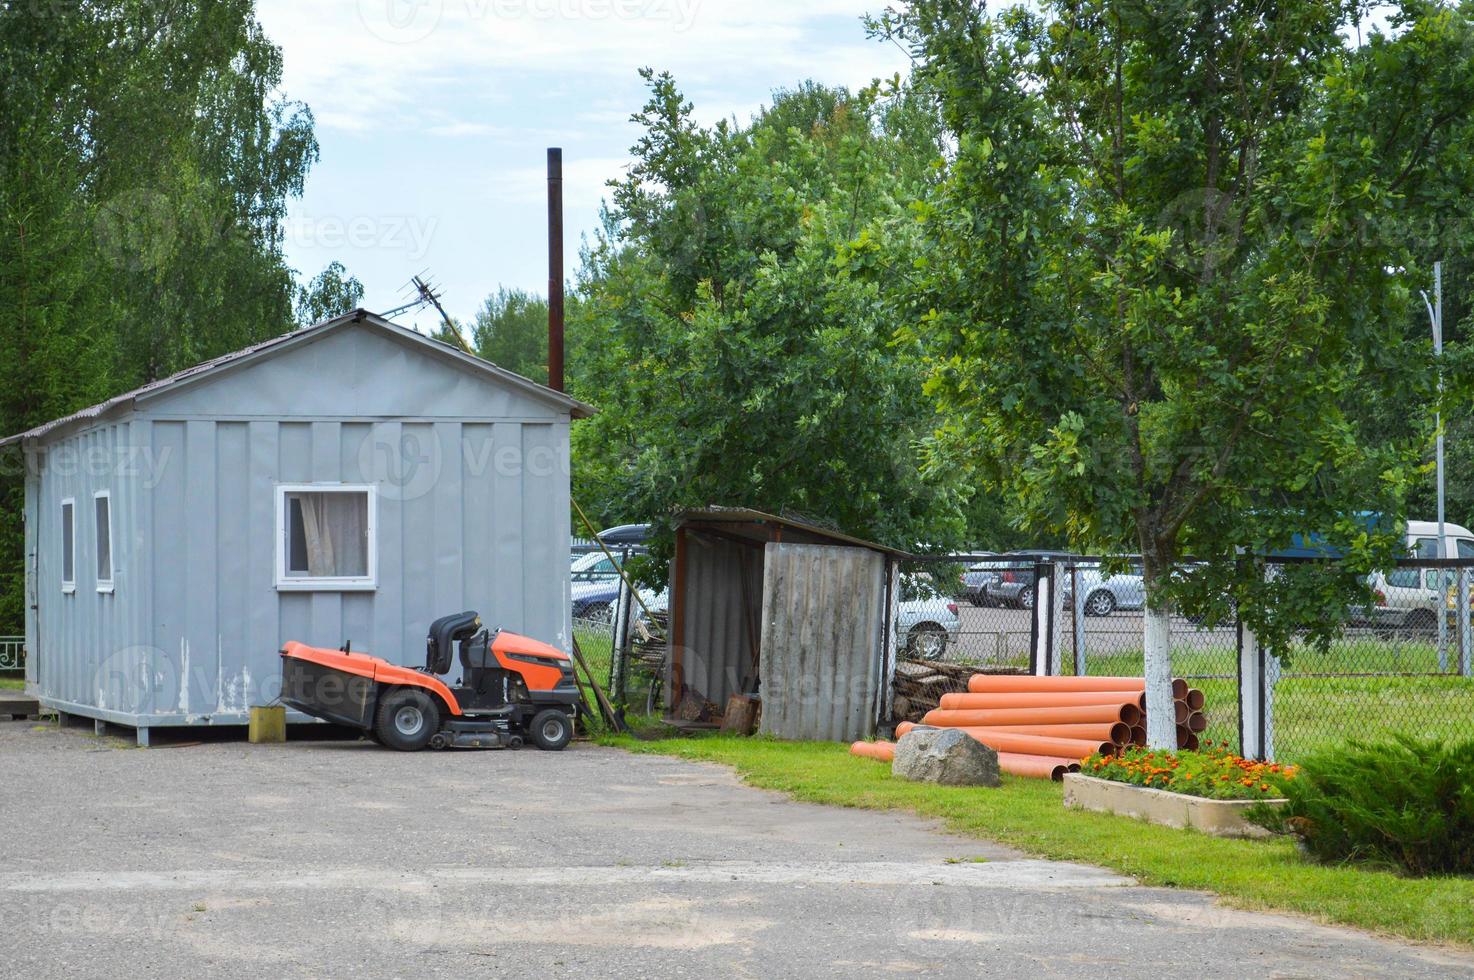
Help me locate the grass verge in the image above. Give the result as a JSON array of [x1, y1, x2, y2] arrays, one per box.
[[0, 676, 23, 690], [604, 732, 1474, 947]]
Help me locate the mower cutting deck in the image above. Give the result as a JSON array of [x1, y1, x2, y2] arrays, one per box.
[[280, 612, 579, 751]]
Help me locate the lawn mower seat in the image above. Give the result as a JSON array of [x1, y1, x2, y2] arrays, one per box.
[[459, 625, 502, 672], [426, 611, 481, 675]]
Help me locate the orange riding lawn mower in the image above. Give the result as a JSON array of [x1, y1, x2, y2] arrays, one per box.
[[280, 612, 580, 751]]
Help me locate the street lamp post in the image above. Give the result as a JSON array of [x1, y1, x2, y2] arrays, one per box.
[[1422, 262, 1447, 670]]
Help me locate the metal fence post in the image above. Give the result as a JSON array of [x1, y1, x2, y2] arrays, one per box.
[[1071, 563, 1086, 676], [877, 558, 899, 726], [610, 578, 631, 703], [1237, 619, 1277, 761], [1460, 566, 1472, 679], [1050, 561, 1066, 676], [1031, 562, 1054, 676], [1264, 648, 1280, 761]]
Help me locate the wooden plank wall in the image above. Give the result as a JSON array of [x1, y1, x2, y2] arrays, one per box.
[[758, 542, 885, 741]]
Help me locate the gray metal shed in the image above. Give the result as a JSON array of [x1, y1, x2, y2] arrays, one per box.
[[668, 509, 906, 741], [4, 310, 593, 744]]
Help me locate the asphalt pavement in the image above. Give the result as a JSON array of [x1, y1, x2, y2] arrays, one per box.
[[1, 718, 1469, 978]]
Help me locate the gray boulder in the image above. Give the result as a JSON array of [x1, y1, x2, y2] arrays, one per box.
[[892, 727, 1001, 787]]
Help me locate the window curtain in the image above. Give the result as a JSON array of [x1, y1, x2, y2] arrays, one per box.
[[295, 493, 368, 577]]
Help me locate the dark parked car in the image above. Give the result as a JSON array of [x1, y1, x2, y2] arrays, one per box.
[[572, 578, 623, 622], [961, 555, 1006, 606], [570, 524, 651, 621], [982, 551, 1076, 609]]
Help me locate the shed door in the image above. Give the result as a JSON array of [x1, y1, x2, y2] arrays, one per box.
[[758, 543, 886, 742]]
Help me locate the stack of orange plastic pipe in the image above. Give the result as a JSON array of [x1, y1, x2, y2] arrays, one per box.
[[1177, 685, 1209, 751], [849, 674, 1209, 780]]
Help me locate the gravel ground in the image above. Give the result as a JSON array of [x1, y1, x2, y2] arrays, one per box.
[[2, 717, 1470, 978]]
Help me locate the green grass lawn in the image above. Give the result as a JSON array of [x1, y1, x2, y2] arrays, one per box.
[[605, 732, 1474, 947], [574, 622, 614, 682], [0, 676, 23, 690]]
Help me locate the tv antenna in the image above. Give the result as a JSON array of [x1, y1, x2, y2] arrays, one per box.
[[381, 271, 473, 354]]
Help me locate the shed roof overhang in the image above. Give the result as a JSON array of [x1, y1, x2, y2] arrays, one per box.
[[674, 507, 913, 558]]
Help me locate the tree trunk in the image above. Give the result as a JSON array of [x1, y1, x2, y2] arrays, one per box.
[[1142, 600, 1175, 749], [1140, 557, 1176, 750]]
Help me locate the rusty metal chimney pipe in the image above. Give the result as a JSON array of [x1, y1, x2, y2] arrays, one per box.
[[547, 147, 565, 392]]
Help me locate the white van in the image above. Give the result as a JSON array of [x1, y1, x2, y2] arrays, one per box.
[[1356, 521, 1474, 634], [1402, 520, 1474, 560]]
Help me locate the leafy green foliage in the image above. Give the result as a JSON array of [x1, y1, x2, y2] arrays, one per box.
[[877, 0, 1474, 653], [295, 261, 364, 325], [0, 1, 319, 631], [571, 72, 977, 559], [1251, 736, 1474, 876], [467, 287, 550, 385]]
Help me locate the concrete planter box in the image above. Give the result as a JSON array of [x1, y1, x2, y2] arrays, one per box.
[[1063, 773, 1284, 839]]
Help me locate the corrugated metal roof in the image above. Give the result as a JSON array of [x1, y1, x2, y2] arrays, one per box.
[[675, 506, 915, 558], [1, 309, 595, 447]]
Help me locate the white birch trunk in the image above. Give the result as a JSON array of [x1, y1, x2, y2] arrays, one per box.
[[1143, 601, 1175, 749]]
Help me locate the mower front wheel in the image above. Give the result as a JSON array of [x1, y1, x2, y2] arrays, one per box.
[[374, 687, 442, 751], [529, 708, 573, 751]]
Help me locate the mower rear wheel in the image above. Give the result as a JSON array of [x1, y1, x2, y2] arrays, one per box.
[[374, 687, 441, 751], [529, 708, 573, 751]]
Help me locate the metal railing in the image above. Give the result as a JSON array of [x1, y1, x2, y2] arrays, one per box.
[[0, 636, 23, 672]]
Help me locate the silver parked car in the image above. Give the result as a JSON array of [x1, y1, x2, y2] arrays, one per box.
[[895, 576, 961, 659], [1060, 567, 1146, 616]]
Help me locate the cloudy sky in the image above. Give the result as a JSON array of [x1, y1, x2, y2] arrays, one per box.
[[255, 0, 911, 331]]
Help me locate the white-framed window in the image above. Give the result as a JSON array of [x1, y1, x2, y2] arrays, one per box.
[[275, 484, 376, 591], [60, 497, 76, 594], [94, 490, 114, 593]]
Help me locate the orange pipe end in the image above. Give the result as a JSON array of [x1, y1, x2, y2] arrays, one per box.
[[997, 752, 1079, 781], [1130, 725, 1146, 747], [1187, 711, 1207, 733], [894, 721, 917, 739], [849, 740, 895, 762], [1185, 688, 1206, 711]]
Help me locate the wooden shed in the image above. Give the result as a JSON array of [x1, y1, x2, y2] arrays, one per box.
[[667, 508, 906, 741], [2, 310, 593, 744]]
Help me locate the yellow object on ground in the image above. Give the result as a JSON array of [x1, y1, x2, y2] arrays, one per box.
[[249, 705, 286, 743]]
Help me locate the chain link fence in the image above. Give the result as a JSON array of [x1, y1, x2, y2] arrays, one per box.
[[1014, 556, 1474, 761], [1055, 560, 1239, 754], [1269, 559, 1474, 761], [888, 557, 1035, 727], [579, 596, 668, 722], [581, 547, 1474, 756]]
